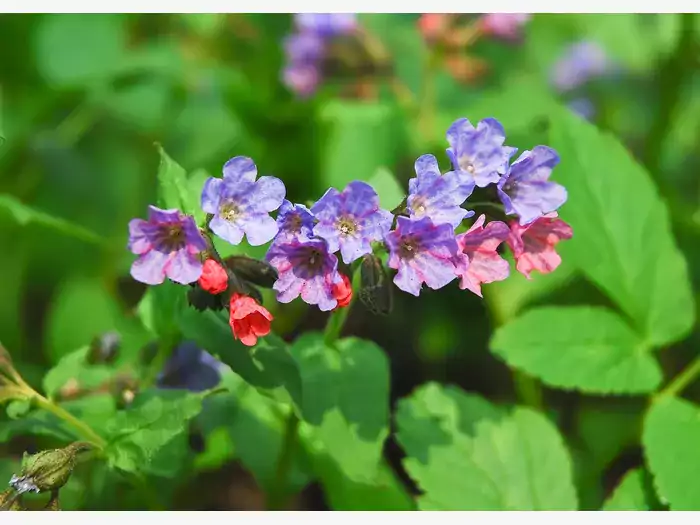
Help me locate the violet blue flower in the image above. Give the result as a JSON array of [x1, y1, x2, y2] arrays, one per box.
[[284, 32, 325, 63], [497, 146, 567, 226], [384, 216, 467, 297], [446, 117, 518, 187], [128, 205, 207, 286], [201, 156, 286, 246], [157, 341, 224, 393], [550, 40, 610, 93], [407, 154, 475, 229], [480, 13, 531, 40], [266, 236, 343, 311], [282, 32, 325, 97], [311, 181, 393, 264], [295, 13, 357, 37], [275, 199, 316, 242]]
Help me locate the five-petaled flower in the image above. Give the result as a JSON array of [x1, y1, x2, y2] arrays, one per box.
[[507, 212, 573, 279], [497, 146, 567, 226], [229, 293, 274, 347], [385, 216, 467, 297], [128, 205, 207, 285], [274, 199, 316, 242], [455, 214, 510, 297], [446, 117, 517, 188], [407, 154, 475, 228], [201, 156, 286, 247], [266, 236, 343, 311], [312, 181, 393, 264]]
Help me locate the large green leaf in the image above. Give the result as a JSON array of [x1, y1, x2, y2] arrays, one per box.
[[104, 390, 205, 474], [155, 145, 190, 213], [490, 306, 662, 394], [396, 384, 577, 510], [34, 14, 127, 87], [602, 468, 655, 511], [643, 396, 700, 510], [549, 109, 694, 346], [179, 308, 302, 408], [290, 334, 390, 483]]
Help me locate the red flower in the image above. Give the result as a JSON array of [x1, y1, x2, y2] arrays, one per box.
[[332, 273, 353, 309], [229, 293, 273, 347], [198, 259, 228, 294]]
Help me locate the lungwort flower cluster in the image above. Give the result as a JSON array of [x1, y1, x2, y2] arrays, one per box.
[[128, 117, 572, 348]]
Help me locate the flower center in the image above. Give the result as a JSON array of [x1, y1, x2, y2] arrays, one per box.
[[305, 248, 323, 272], [220, 201, 241, 222], [287, 213, 303, 233], [412, 197, 427, 217], [336, 216, 357, 236], [460, 156, 476, 173], [399, 237, 420, 259], [157, 224, 186, 251]]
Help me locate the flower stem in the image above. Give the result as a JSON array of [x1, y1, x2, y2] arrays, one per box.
[[32, 394, 107, 450], [658, 355, 700, 399], [267, 408, 300, 510]]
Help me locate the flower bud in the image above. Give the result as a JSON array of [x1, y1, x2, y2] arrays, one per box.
[[331, 273, 353, 309], [198, 259, 229, 295], [359, 253, 393, 316], [11, 442, 92, 494], [223, 256, 278, 289]]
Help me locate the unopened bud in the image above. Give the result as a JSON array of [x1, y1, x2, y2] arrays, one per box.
[[359, 254, 393, 316], [223, 256, 278, 289], [12, 442, 92, 494]]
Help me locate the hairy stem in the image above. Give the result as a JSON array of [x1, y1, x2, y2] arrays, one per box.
[[658, 355, 700, 399], [266, 408, 301, 510], [33, 394, 107, 449]]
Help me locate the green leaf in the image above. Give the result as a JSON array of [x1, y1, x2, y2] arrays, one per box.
[[397, 384, 577, 510], [106, 80, 171, 132], [549, 109, 695, 346], [490, 306, 662, 394], [367, 167, 406, 211], [290, 334, 390, 483], [104, 390, 204, 474], [155, 145, 190, 213], [43, 347, 114, 399], [0, 194, 104, 246], [137, 279, 186, 340], [178, 308, 302, 408], [186, 168, 212, 225], [643, 396, 700, 510], [602, 468, 654, 510], [34, 14, 127, 87], [320, 101, 400, 191]]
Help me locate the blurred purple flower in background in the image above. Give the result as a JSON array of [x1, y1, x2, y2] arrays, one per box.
[[550, 40, 610, 93], [128, 206, 207, 286], [446, 117, 517, 188], [567, 97, 596, 120], [282, 13, 357, 97], [497, 146, 567, 225], [480, 13, 531, 40], [157, 341, 225, 392], [201, 156, 286, 246], [312, 181, 393, 264], [407, 154, 475, 228]]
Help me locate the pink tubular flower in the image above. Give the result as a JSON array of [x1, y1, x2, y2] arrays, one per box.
[[229, 293, 273, 347], [480, 13, 531, 40], [506, 212, 573, 279], [455, 215, 510, 297]]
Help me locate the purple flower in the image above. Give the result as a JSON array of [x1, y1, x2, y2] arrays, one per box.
[[311, 181, 393, 264], [550, 40, 610, 93], [266, 236, 342, 311], [157, 341, 224, 393], [282, 33, 325, 97], [446, 117, 518, 187], [201, 156, 286, 246], [407, 154, 475, 229], [275, 199, 316, 242], [284, 32, 325, 63], [384, 216, 467, 297], [497, 146, 567, 226], [295, 13, 357, 37], [128, 205, 207, 285]]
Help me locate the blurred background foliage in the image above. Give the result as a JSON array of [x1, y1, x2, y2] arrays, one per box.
[[0, 13, 699, 510]]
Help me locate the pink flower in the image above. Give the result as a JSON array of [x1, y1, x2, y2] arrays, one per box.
[[455, 215, 510, 297], [506, 212, 573, 279], [480, 13, 531, 40]]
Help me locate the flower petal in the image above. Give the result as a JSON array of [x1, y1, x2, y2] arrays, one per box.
[[252, 176, 286, 212], [130, 250, 168, 285], [223, 156, 258, 183], [210, 215, 245, 245], [166, 249, 203, 285]]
